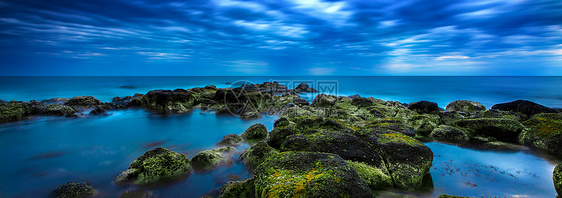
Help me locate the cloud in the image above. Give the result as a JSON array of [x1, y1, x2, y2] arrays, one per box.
[[436, 55, 470, 60]]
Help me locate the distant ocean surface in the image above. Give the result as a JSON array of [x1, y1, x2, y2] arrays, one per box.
[[1, 76, 562, 109], [0, 76, 561, 197]]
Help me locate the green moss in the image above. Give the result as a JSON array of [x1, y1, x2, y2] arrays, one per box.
[[454, 118, 525, 142], [219, 179, 255, 198], [523, 117, 562, 138], [117, 147, 191, 185], [0, 101, 36, 123], [554, 163, 562, 196], [191, 147, 234, 171], [241, 142, 278, 169], [242, 123, 268, 141], [378, 133, 423, 146], [429, 125, 469, 142], [408, 114, 439, 136], [49, 182, 94, 198], [346, 160, 392, 190]]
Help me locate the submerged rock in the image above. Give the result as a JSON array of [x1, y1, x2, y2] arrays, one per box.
[[454, 118, 525, 143], [89, 106, 109, 116], [65, 96, 103, 107], [114, 147, 191, 185], [49, 182, 94, 198], [554, 163, 562, 196], [241, 123, 268, 141], [520, 113, 562, 155], [445, 100, 485, 113], [408, 101, 440, 114], [253, 152, 373, 198], [191, 147, 235, 171], [430, 125, 469, 143], [217, 134, 243, 146], [491, 100, 557, 116]]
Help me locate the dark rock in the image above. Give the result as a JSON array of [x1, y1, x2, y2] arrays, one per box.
[[65, 96, 103, 107], [41, 98, 69, 105], [273, 117, 290, 128], [241, 142, 277, 169], [219, 179, 255, 198], [408, 114, 440, 136], [454, 118, 525, 143], [241, 123, 268, 141], [266, 127, 296, 149], [491, 100, 557, 116], [134, 89, 195, 114], [40, 104, 78, 117], [554, 163, 562, 196], [120, 191, 148, 198], [49, 182, 94, 198], [293, 83, 317, 93], [191, 147, 234, 171], [472, 109, 527, 121], [351, 97, 374, 108], [114, 147, 191, 185], [445, 100, 485, 113], [112, 94, 144, 109], [217, 134, 243, 146], [0, 101, 38, 123], [253, 152, 373, 198], [430, 125, 469, 142], [367, 119, 416, 137], [440, 111, 467, 125], [408, 101, 440, 114], [311, 94, 337, 107], [89, 106, 109, 116]]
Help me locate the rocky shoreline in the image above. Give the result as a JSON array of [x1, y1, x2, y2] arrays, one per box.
[[2, 82, 561, 198]]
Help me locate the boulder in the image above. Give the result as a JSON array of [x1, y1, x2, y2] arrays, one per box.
[[219, 179, 255, 198], [266, 127, 297, 149], [0, 101, 38, 123], [89, 106, 109, 116], [346, 160, 393, 190], [491, 100, 557, 116], [253, 152, 373, 198], [273, 118, 290, 128], [554, 163, 562, 196], [408, 114, 440, 136], [134, 89, 195, 114], [311, 94, 337, 107], [454, 118, 525, 143], [293, 83, 317, 93], [519, 113, 562, 155], [430, 125, 469, 142], [240, 142, 277, 169], [370, 132, 433, 190], [217, 134, 243, 146], [191, 147, 234, 171], [114, 147, 191, 185], [472, 109, 527, 121], [65, 96, 103, 107], [41, 104, 78, 117], [241, 123, 268, 141], [41, 98, 69, 105], [367, 119, 416, 137], [408, 101, 440, 114], [440, 111, 467, 125], [49, 182, 94, 198], [445, 100, 485, 113]]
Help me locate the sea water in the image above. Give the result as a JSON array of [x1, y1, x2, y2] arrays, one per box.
[[0, 76, 561, 197]]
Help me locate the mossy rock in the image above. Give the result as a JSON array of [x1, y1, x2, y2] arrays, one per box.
[[281, 132, 387, 169], [241, 123, 268, 141], [311, 94, 338, 107], [254, 152, 373, 198], [369, 105, 398, 118], [266, 127, 297, 149], [430, 125, 469, 143], [219, 179, 255, 198], [371, 133, 433, 190], [241, 142, 278, 169], [119, 191, 147, 198], [366, 119, 416, 137], [49, 182, 94, 198], [191, 147, 234, 171], [554, 163, 562, 197], [217, 134, 243, 146], [64, 96, 103, 107], [481, 141, 527, 151], [491, 100, 557, 117], [41, 104, 78, 117], [454, 118, 525, 143], [273, 117, 290, 128], [519, 113, 562, 154], [407, 101, 440, 114], [408, 114, 440, 136], [437, 195, 472, 198], [346, 160, 392, 190], [114, 147, 191, 185], [351, 97, 374, 108], [0, 101, 37, 123], [472, 109, 527, 121], [440, 111, 467, 125], [445, 100, 485, 113], [135, 89, 196, 114]]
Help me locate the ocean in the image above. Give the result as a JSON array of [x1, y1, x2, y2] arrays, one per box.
[[0, 76, 560, 197]]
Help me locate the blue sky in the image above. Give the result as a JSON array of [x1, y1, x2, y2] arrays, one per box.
[[0, 0, 561, 76]]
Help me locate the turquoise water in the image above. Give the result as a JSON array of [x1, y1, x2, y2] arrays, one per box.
[[0, 76, 561, 197]]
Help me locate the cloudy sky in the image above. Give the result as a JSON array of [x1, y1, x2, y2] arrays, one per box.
[[0, 0, 561, 76]]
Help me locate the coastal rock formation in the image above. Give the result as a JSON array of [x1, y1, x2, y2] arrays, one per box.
[[65, 96, 103, 107], [491, 100, 557, 116], [241, 142, 277, 169], [219, 179, 255, 198], [132, 89, 196, 114], [446, 100, 485, 113], [408, 100, 440, 114], [471, 109, 527, 121], [454, 118, 525, 143], [89, 106, 109, 116], [49, 182, 94, 198], [519, 113, 562, 155], [430, 125, 470, 142], [191, 147, 234, 171], [217, 134, 243, 146], [41, 104, 78, 117], [241, 123, 268, 141], [0, 101, 38, 123], [554, 163, 562, 196], [293, 83, 317, 93], [114, 147, 191, 185]]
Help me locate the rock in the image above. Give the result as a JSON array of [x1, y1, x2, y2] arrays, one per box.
[[481, 141, 527, 151], [120, 191, 148, 198], [114, 147, 191, 185], [491, 100, 557, 117], [241, 123, 268, 141], [437, 195, 472, 198], [191, 147, 235, 171], [472, 109, 527, 121], [370, 133, 433, 190], [440, 111, 467, 125], [273, 117, 290, 128], [519, 113, 562, 155], [112, 94, 144, 109], [294, 83, 317, 93], [367, 119, 416, 137], [217, 134, 243, 146], [351, 97, 374, 108], [65, 96, 103, 107], [266, 127, 296, 149], [241, 142, 278, 169], [219, 179, 255, 198], [41, 104, 78, 117], [253, 152, 373, 197], [346, 160, 393, 190], [311, 94, 337, 107], [89, 106, 109, 116], [430, 125, 469, 142], [134, 89, 195, 114], [408, 101, 440, 114], [454, 118, 525, 143], [41, 98, 69, 105], [445, 100, 485, 113], [49, 182, 94, 198], [408, 114, 440, 136], [554, 163, 562, 196], [0, 101, 38, 123]]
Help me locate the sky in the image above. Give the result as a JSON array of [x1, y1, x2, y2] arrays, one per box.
[[0, 0, 561, 76]]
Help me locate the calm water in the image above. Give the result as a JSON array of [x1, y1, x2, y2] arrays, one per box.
[[0, 76, 561, 197]]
